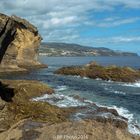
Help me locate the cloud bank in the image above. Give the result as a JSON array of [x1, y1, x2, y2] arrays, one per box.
[[0, 0, 140, 52]]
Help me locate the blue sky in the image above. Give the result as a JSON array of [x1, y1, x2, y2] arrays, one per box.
[[0, 0, 140, 54]]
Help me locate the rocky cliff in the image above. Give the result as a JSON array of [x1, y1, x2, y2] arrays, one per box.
[[0, 13, 44, 72]]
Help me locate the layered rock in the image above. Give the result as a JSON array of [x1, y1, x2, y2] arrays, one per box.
[[0, 13, 45, 72]]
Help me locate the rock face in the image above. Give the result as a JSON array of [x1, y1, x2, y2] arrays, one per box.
[[0, 13, 44, 72]]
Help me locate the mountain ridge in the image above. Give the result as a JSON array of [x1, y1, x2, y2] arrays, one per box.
[[40, 42, 138, 56]]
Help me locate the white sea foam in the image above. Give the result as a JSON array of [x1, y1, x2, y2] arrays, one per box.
[[83, 77, 89, 80], [55, 95, 87, 107], [33, 93, 87, 108], [104, 87, 126, 95], [113, 90, 126, 95], [122, 81, 140, 88], [74, 75, 81, 78], [109, 106, 140, 136], [96, 104, 140, 136], [74, 75, 89, 80], [55, 85, 68, 92], [33, 93, 140, 135], [95, 78, 102, 81]]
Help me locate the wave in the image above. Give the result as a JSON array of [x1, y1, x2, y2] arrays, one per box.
[[55, 85, 68, 92], [104, 87, 126, 95], [109, 106, 140, 136], [33, 93, 140, 135], [122, 81, 140, 88], [73, 75, 89, 80], [95, 103, 140, 136], [33, 93, 87, 108], [83, 77, 89, 80]]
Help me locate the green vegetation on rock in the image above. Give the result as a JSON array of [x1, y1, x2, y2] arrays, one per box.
[[0, 80, 71, 132]]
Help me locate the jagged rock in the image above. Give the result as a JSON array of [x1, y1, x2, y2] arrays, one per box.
[[0, 13, 46, 72]]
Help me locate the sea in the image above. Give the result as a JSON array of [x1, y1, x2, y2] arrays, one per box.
[[1, 56, 140, 135]]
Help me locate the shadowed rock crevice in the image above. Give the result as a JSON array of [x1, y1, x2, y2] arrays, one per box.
[[0, 18, 16, 63], [0, 82, 14, 102]]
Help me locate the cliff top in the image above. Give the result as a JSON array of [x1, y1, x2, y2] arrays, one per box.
[[0, 13, 39, 35]]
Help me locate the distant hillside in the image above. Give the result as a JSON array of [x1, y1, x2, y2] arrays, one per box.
[[39, 42, 138, 57]]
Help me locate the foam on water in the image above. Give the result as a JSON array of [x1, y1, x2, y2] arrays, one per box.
[[83, 77, 89, 80], [95, 103, 140, 136], [55, 85, 68, 92], [122, 81, 140, 88], [33, 93, 87, 108], [109, 106, 140, 136], [33, 94, 140, 135], [104, 87, 126, 95]]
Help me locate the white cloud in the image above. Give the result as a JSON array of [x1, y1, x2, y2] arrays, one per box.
[[0, 0, 140, 47], [96, 17, 140, 27], [77, 36, 140, 47]]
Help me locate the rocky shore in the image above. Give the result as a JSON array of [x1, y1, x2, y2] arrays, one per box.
[[55, 61, 140, 82], [0, 80, 139, 140], [0, 13, 140, 139], [0, 80, 72, 131]]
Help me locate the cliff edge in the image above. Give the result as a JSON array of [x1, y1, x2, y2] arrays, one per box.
[[0, 13, 45, 72]]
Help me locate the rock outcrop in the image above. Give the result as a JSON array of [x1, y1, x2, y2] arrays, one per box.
[[0, 80, 70, 132], [0, 13, 45, 72], [55, 61, 140, 82], [0, 119, 139, 140]]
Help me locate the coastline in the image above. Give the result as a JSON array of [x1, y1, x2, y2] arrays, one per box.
[[0, 79, 139, 140]]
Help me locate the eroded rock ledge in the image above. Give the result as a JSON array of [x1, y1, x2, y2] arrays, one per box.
[[0, 13, 46, 73]]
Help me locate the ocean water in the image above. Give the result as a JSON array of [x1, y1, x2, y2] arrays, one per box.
[[1, 56, 140, 135]]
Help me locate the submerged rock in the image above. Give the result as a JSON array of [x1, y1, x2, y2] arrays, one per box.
[[0, 13, 46, 73]]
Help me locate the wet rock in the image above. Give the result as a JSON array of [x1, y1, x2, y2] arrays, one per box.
[[55, 62, 140, 82], [95, 107, 119, 116], [93, 116, 128, 129]]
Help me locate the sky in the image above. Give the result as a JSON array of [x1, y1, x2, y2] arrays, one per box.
[[0, 0, 140, 54]]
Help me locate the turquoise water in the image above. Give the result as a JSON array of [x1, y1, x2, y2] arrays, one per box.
[[1, 56, 140, 135]]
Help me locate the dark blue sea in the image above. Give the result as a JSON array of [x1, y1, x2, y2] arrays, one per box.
[[1, 56, 140, 135]]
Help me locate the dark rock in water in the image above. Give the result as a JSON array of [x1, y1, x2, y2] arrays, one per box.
[[0, 13, 46, 73], [55, 62, 140, 82], [93, 115, 128, 129], [95, 107, 119, 116], [71, 100, 128, 130]]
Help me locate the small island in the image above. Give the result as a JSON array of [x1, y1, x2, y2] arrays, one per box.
[[55, 61, 140, 83]]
